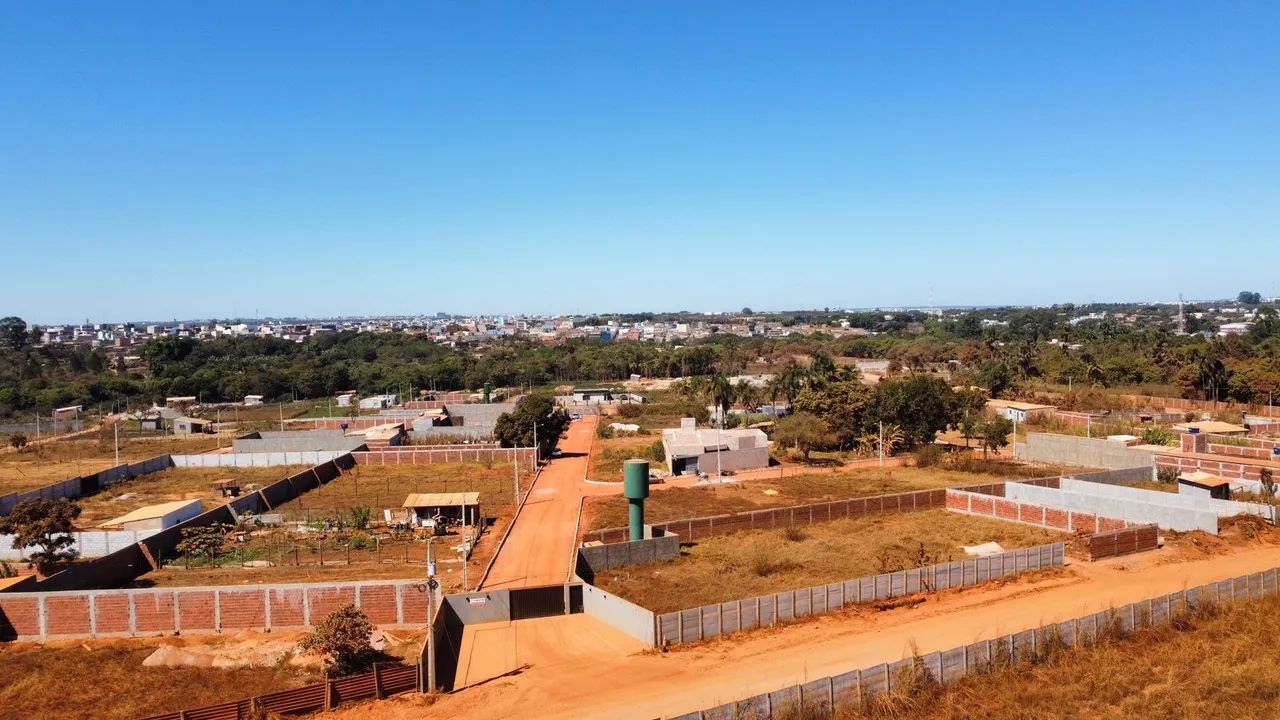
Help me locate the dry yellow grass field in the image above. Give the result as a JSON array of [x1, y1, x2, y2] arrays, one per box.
[[74, 466, 307, 527], [828, 593, 1280, 720], [584, 464, 1056, 531], [272, 461, 524, 523], [592, 510, 1065, 613], [0, 435, 221, 493]]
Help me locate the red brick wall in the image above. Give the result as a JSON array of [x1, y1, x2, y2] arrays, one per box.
[[945, 489, 1138, 540], [0, 581, 422, 641], [1154, 454, 1274, 482]]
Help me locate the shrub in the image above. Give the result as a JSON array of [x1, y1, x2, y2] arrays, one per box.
[[1141, 426, 1177, 446], [617, 404, 644, 419], [781, 525, 806, 542], [914, 444, 945, 468], [8, 434, 28, 450], [299, 604, 376, 676], [646, 440, 665, 463], [176, 523, 232, 562], [348, 505, 372, 530], [1262, 468, 1276, 499], [1156, 466, 1179, 484], [596, 423, 614, 439]]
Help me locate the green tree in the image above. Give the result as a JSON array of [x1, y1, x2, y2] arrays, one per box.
[[8, 433, 28, 450], [1239, 291, 1262, 305], [980, 416, 1015, 458], [0, 498, 81, 573], [494, 393, 571, 459], [872, 376, 959, 449], [176, 523, 232, 562], [772, 411, 832, 462], [0, 316, 29, 349], [299, 604, 377, 676], [792, 380, 875, 449]]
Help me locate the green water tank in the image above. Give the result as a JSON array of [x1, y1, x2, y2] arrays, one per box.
[[623, 458, 650, 542]]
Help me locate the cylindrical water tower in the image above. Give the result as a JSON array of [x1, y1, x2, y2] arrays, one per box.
[[623, 458, 650, 542]]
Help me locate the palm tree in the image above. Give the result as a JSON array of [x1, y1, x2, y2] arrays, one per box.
[[735, 382, 759, 426], [706, 373, 734, 427]]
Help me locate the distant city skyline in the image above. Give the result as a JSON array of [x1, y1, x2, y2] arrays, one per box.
[[3, 3, 1278, 323]]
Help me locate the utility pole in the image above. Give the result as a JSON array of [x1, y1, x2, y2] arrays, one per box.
[[424, 537, 438, 693], [878, 421, 884, 467], [216, 408, 221, 449], [533, 421, 538, 465], [35, 412, 40, 441], [513, 459, 520, 505], [114, 421, 120, 466], [279, 402, 284, 432]]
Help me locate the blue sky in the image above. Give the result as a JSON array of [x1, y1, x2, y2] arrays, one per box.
[[2, 2, 1278, 324]]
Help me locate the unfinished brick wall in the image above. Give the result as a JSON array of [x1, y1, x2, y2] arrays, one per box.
[[0, 580, 427, 641], [352, 447, 534, 466], [1154, 453, 1274, 482], [945, 488, 1139, 535]]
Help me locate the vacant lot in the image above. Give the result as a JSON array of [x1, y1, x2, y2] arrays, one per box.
[[584, 464, 1057, 531], [0, 435, 221, 493], [75, 466, 306, 527], [834, 592, 1280, 720], [589, 433, 665, 482], [593, 510, 1065, 613], [0, 637, 315, 720]]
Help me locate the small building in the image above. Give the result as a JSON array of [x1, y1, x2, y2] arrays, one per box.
[[53, 405, 83, 420], [986, 399, 1056, 423], [1178, 471, 1234, 500], [572, 388, 615, 404], [402, 492, 481, 527], [243, 395, 264, 406], [173, 416, 211, 435], [662, 418, 770, 475], [165, 396, 198, 409], [99, 499, 203, 531], [335, 392, 357, 408], [345, 422, 407, 447], [359, 394, 398, 411]]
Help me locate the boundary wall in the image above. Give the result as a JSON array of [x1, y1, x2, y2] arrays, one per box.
[[575, 532, 680, 583], [945, 488, 1132, 534], [352, 446, 534, 466], [1058, 477, 1277, 525], [672, 566, 1280, 720], [170, 451, 348, 468], [656, 544, 1065, 647], [0, 529, 161, 561], [0, 578, 430, 641], [1125, 393, 1280, 419], [1006, 483, 1216, 534], [582, 583, 657, 647], [1153, 450, 1278, 484], [1015, 433, 1156, 470]]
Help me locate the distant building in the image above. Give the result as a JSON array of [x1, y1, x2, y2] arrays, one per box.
[[243, 395, 264, 406], [1219, 322, 1253, 337], [662, 418, 770, 475], [173, 416, 211, 435], [986, 399, 1056, 423], [335, 392, 357, 408], [403, 492, 481, 527], [359, 394, 398, 410], [165, 396, 197, 409]]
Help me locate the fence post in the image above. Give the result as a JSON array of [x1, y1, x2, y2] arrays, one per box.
[[374, 663, 384, 699], [326, 679, 336, 710]]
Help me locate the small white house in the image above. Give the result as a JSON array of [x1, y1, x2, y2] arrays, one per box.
[[99, 499, 203, 531], [335, 392, 357, 408], [359, 394, 398, 410], [243, 395, 264, 406]]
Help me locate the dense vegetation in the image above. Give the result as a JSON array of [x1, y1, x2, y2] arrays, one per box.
[[3, 299, 1280, 419]]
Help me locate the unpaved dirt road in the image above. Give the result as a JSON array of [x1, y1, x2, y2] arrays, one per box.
[[325, 544, 1280, 720], [480, 417, 597, 590]]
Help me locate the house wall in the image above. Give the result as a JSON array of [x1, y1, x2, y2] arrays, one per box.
[[1015, 433, 1156, 470]]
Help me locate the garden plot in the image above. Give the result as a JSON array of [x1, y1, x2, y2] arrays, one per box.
[[591, 510, 1067, 614]]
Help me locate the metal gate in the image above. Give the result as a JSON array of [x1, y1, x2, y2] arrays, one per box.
[[509, 585, 567, 620]]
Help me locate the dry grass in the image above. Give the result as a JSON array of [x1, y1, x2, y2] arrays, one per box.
[[0, 638, 317, 720], [589, 433, 665, 482], [826, 593, 1280, 720], [592, 510, 1065, 613], [74, 466, 307, 527], [137, 558, 430, 588], [272, 461, 524, 523], [585, 465, 1056, 531], [0, 435, 222, 492]]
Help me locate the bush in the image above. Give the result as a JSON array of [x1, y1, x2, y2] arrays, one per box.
[[596, 423, 614, 439], [8, 434, 28, 450], [914, 444, 946, 468], [1141, 426, 1177, 447], [1156, 466, 1179, 484], [348, 505, 372, 530], [617, 404, 644, 419], [299, 604, 376, 676], [782, 526, 806, 542], [646, 439, 665, 463]]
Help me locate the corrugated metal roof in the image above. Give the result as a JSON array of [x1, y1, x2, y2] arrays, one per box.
[[402, 492, 480, 508], [99, 499, 201, 528]]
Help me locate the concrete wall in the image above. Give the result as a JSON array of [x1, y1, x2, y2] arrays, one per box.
[[656, 544, 1065, 646], [576, 534, 680, 583], [672, 567, 1280, 720], [0, 530, 162, 560], [0, 579, 430, 641], [0, 455, 175, 516], [1016, 433, 1156, 470], [1154, 452, 1278, 484], [1005, 482, 1220, 533], [232, 437, 366, 454], [170, 451, 348, 468], [582, 584, 657, 647], [1059, 478, 1278, 524], [946, 488, 1132, 534]]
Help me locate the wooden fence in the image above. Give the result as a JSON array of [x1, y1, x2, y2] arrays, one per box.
[[138, 662, 419, 720]]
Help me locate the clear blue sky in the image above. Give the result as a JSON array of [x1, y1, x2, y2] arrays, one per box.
[[2, 2, 1278, 324]]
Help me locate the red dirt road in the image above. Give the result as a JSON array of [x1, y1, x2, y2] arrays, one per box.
[[327, 545, 1280, 720], [480, 417, 597, 589]]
